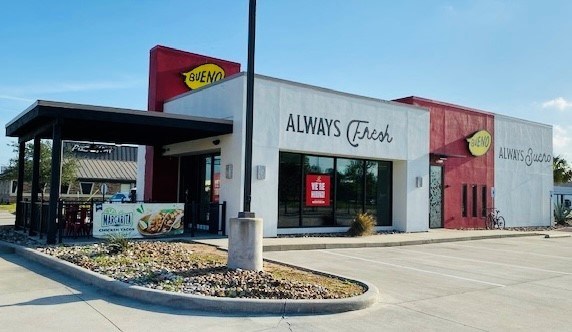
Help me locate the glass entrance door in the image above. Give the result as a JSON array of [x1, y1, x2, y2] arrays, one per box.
[[179, 153, 221, 233], [429, 165, 444, 228], [200, 155, 220, 205]]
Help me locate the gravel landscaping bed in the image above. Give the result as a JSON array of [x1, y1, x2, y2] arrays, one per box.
[[1, 226, 364, 300], [3, 223, 565, 301]]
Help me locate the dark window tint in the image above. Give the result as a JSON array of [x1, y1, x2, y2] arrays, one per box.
[[80, 182, 93, 195], [481, 186, 487, 217], [278, 153, 302, 227], [472, 185, 478, 217], [462, 184, 467, 217], [336, 158, 364, 226], [366, 161, 392, 226], [277, 152, 392, 228], [302, 156, 334, 227]]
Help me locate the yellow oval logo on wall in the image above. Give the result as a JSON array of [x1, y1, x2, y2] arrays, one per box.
[[466, 130, 492, 156], [182, 64, 226, 90]]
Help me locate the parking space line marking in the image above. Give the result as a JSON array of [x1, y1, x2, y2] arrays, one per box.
[[496, 238, 572, 250], [445, 243, 572, 260], [393, 248, 572, 275], [320, 250, 506, 287]]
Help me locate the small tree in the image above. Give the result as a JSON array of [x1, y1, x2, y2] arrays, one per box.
[[553, 156, 572, 184], [0, 141, 77, 193]]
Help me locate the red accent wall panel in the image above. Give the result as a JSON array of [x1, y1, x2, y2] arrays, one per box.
[[395, 97, 494, 229], [145, 45, 241, 202], [147, 45, 241, 113]]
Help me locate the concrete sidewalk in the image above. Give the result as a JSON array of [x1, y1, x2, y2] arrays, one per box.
[[0, 211, 15, 226], [194, 228, 570, 252], [2, 208, 569, 252]]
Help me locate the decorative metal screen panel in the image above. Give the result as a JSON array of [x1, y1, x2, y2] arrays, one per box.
[[429, 165, 443, 228]]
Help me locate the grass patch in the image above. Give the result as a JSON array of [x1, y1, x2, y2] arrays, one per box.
[[265, 263, 364, 296], [0, 203, 16, 214]]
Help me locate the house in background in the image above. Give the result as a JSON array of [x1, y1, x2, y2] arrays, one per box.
[[62, 141, 137, 200]]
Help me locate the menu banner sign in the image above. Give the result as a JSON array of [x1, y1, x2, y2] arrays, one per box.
[[92, 203, 184, 239], [305, 174, 330, 206]]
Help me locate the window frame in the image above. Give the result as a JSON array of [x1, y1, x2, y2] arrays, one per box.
[[277, 152, 392, 228]]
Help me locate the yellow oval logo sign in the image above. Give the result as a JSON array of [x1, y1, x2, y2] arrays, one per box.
[[182, 64, 226, 90], [466, 130, 492, 156]]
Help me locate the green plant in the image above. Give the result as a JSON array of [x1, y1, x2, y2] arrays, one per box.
[[0, 141, 78, 192], [554, 156, 572, 184], [347, 212, 376, 236], [105, 233, 130, 254], [0, 203, 16, 214], [554, 202, 571, 225]]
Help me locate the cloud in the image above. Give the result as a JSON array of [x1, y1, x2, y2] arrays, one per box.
[[542, 97, 572, 111], [0, 95, 34, 103]]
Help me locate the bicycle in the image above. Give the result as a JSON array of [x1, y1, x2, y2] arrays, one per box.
[[483, 208, 505, 230]]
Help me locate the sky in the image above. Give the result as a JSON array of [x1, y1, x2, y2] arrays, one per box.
[[1, 0, 571, 167]]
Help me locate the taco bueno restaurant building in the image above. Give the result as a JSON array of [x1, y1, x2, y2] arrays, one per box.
[[8, 46, 553, 238], [139, 46, 553, 237]]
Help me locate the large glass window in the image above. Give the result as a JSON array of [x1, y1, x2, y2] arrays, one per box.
[[302, 155, 334, 226], [278, 152, 392, 228], [213, 156, 221, 202], [278, 153, 302, 227], [366, 161, 392, 226], [336, 159, 364, 226]]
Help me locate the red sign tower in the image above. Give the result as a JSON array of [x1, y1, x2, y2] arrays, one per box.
[[145, 45, 241, 201]]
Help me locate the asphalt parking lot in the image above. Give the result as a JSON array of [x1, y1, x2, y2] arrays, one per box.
[[265, 235, 572, 331], [2, 235, 572, 331]]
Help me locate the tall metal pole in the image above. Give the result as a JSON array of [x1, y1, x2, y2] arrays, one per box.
[[241, 0, 256, 216]]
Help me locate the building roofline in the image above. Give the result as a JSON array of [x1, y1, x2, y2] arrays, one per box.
[[167, 72, 429, 113], [394, 96, 495, 116]]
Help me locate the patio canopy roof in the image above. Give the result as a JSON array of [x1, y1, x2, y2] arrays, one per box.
[[6, 100, 233, 146], [7, 100, 233, 244]]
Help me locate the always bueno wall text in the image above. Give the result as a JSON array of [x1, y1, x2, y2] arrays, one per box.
[[498, 147, 551, 167], [285, 113, 393, 147]]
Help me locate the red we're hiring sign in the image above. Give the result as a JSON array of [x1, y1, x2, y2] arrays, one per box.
[[305, 174, 331, 207]]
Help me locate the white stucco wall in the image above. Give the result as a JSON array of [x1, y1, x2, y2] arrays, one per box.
[[272, 80, 429, 232], [163, 73, 430, 236], [254, 76, 430, 234], [494, 115, 553, 226]]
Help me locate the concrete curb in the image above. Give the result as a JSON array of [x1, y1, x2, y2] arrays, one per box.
[[262, 232, 543, 251], [0, 241, 378, 315]]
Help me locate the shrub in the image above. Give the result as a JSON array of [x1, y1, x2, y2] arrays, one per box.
[[105, 233, 130, 254], [348, 213, 376, 236], [554, 202, 571, 225]]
